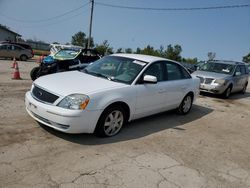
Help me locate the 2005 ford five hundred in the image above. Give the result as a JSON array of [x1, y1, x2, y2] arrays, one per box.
[[25, 54, 200, 137]]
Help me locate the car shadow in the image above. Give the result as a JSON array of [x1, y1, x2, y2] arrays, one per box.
[[200, 91, 250, 100], [39, 104, 213, 145]]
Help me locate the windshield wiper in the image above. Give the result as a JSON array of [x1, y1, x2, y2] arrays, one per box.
[[83, 69, 119, 81], [86, 71, 110, 80]]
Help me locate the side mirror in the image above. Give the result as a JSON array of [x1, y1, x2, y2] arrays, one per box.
[[235, 72, 241, 76], [143, 75, 157, 84]]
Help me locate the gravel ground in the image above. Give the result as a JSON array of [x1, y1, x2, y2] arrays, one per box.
[[0, 59, 250, 188]]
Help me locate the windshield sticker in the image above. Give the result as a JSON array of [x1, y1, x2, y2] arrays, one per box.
[[133, 60, 146, 66], [222, 69, 230, 73]]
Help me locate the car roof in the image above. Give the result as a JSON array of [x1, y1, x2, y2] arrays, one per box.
[[0, 41, 32, 49], [111, 53, 176, 63], [208, 60, 245, 65]]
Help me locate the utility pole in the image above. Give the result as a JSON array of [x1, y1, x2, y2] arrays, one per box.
[[88, 0, 94, 49]]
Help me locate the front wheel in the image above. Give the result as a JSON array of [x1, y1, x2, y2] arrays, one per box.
[[177, 94, 193, 115], [20, 54, 28, 61], [95, 106, 126, 137], [223, 86, 232, 98], [30, 67, 40, 81]]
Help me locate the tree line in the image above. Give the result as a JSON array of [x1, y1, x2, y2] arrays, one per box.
[[71, 31, 198, 64], [32, 31, 249, 64]]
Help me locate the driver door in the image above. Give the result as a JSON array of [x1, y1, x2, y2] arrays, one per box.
[[134, 62, 167, 118]]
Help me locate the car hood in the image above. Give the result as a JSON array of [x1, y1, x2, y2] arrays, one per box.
[[192, 70, 230, 79], [34, 71, 127, 96]]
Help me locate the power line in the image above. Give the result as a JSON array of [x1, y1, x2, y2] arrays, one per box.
[[16, 8, 90, 28], [0, 2, 90, 23], [95, 2, 250, 11]]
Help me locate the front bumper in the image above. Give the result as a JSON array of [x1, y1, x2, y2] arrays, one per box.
[[25, 91, 102, 134], [199, 83, 227, 94]]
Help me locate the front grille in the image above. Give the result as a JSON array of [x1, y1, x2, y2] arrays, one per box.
[[204, 78, 214, 84], [32, 86, 59, 104]]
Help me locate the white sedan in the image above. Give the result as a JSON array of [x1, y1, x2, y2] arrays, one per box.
[[25, 54, 200, 137]]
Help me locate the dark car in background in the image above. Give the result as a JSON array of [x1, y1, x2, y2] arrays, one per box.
[[192, 60, 249, 98], [30, 48, 101, 80]]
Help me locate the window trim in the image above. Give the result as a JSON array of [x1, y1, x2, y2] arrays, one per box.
[[165, 61, 192, 81]]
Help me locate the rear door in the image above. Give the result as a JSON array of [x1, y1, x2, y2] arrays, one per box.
[[164, 61, 192, 108], [239, 65, 248, 89], [232, 65, 241, 92]]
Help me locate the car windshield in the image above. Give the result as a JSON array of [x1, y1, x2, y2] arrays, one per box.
[[199, 62, 235, 75], [83, 56, 147, 84], [54, 49, 80, 59]]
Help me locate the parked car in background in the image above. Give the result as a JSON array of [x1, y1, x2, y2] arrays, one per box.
[[0, 41, 34, 57], [180, 62, 197, 73], [0, 43, 33, 61], [30, 48, 101, 80], [192, 60, 249, 98], [25, 53, 200, 137]]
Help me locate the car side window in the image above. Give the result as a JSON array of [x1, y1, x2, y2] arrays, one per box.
[[14, 46, 22, 50], [6, 45, 11, 50], [143, 62, 164, 82], [235, 66, 241, 75], [166, 62, 190, 80], [245, 65, 250, 74], [240, 65, 246, 75]]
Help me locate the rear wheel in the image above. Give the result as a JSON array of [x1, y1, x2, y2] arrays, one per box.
[[241, 82, 248, 94], [177, 94, 193, 115], [95, 106, 126, 137], [20, 54, 28, 61]]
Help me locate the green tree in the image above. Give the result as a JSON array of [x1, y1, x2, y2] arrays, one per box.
[[71, 31, 94, 48], [243, 53, 250, 63], [165, 44, 182, 61], [141, 45, 158, 56], [125, 48, 133, 53], [135, 47, 142, 54], [71, 31, 86, 47], [116, 48, 123, 53], [182, 57, 198, 64], [95, 40, 113, 56]]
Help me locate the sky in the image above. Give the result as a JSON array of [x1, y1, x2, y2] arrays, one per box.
[[0, 0, 249, 61]]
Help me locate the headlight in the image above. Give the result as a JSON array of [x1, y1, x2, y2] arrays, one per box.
[[214, 79, 226, 85], [57, 94, 90, 110]]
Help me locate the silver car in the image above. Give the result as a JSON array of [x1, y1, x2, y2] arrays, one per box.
[[192, 60, 249, 98], [0, 43, 33, 61]]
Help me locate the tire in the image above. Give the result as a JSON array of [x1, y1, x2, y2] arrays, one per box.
[[177, 94, 193, 115], [223, 86, 232, 99], [95, 106, 126, 137], [241, 83, 248, 94], [20, 54, 28, 61], [30, 67, 40, 81]]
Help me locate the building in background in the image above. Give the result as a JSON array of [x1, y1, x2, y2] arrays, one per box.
[[0, 25, 21, 42]]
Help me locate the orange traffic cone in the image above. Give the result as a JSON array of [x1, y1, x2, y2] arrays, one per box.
[[37, 55, 44, 64], [12, 61, 21, 80], [11, 57, 17, 68]]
